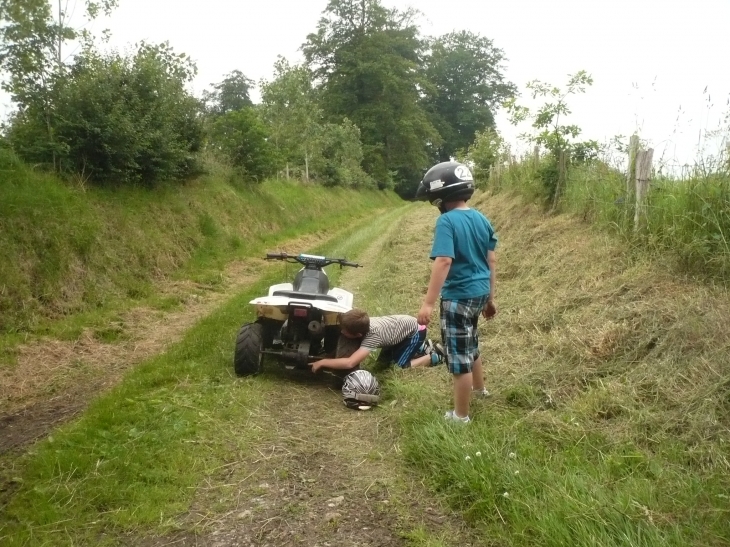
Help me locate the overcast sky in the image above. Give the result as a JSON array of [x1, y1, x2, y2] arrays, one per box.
[[3, 0, 729, 169]]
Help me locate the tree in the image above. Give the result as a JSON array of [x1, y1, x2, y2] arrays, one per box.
[[0, 0, 118, 168], [464, 128, 506, 182], [303, 0, 440, 194], [423, 31, 515, 162], [505, 71, 600, 201], [313, 118, 373, 188], [260, 57, 373, 186], [506, 70, 598, 159], [203, 69, 254, 115], [209, 107, 277, 182], [260, 58, 322, 181]]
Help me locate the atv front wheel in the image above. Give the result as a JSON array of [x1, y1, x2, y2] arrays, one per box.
[[234, 322, 264, 376]]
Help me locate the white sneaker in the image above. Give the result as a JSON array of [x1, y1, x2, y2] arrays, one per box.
[[444, 410, 471, 423], [472, 388, 491, 399]]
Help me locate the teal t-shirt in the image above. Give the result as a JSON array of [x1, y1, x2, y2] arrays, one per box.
[[430, 208, 497, 300]]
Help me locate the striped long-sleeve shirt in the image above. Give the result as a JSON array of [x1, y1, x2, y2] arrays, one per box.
[[360, 315, 418, 351]]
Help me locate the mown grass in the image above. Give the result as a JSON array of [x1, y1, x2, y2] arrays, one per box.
[[0, 205, 410, 546], [352, 194, 730, 546], [0, 285, 269, 546], [0, 147, 401, 344]]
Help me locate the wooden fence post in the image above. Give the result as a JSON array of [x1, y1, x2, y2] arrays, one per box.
[[551, 149, 567, 212], [633, 148, 654, 231], [627, 134, 639, 196]]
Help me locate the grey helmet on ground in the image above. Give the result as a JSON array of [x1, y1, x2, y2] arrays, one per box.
[[415, 161, 475, 212], [342, 369, 381, 410]]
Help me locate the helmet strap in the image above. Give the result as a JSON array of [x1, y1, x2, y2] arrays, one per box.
[[431, 198, 447, 214]]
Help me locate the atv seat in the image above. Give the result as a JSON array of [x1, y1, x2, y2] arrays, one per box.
[[272, 290, 340, 303]]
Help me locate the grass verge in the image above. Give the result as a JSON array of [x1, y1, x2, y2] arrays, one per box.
[[497, 158, 730, 282], [0, 147, 401, 342], [351, 194, 730, 547]]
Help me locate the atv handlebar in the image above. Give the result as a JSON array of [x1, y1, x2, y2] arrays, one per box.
[[265, 252, 361, 269]]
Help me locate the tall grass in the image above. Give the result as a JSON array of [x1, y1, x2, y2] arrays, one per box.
[[493, 153, 730, 281], [350, 195, 730, 546]]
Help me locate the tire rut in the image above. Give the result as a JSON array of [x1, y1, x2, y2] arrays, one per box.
[[140, 204, 477, 547]]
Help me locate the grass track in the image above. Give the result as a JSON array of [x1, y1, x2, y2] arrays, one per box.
[[4, 192, 730, 546]]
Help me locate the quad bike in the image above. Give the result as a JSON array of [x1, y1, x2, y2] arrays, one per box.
[[233, 252, 361, 376]]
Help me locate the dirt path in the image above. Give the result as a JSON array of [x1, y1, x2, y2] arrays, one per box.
[[0, 230, 332, 454], [142, 375, 474, 547], [136, 205, 477, 547], [2, 204, 480, 546]]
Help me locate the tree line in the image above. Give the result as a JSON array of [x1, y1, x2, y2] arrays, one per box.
[[0, 0, 516, 195]]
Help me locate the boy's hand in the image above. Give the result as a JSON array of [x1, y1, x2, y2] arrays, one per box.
[[482, 301, 497, 320], [417, 303, 434, 325], [311, 361, 323, 373]]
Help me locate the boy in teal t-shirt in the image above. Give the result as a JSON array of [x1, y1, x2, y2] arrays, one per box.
[[430, 208, 497, 300], [415, 161, 498, 423]]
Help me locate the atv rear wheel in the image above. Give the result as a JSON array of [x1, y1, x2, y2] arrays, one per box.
[[234, 322, 264, 376]]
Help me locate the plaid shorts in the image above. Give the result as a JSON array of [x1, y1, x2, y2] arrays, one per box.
[[440, 295, 489, 374]]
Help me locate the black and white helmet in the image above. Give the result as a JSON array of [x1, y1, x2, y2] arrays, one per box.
[[415, 161, 475, 209], [342, 370, 381, 410]]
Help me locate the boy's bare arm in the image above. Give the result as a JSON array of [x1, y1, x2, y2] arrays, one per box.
[[483, 250, 497, 319], [487, 250, 496, 301], [312, 347, 371, 372], [418, 256, 452, 325]]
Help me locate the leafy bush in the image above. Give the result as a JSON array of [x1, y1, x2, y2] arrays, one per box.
[[208, 107, 278, 182], [7, 42, 204, 185], [314, 119, 374, 188], [465, 128, 506, 185], [505, 71, 600, 201]]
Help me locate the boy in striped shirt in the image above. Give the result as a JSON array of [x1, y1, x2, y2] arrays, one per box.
[[311, 309, 443, 372]]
